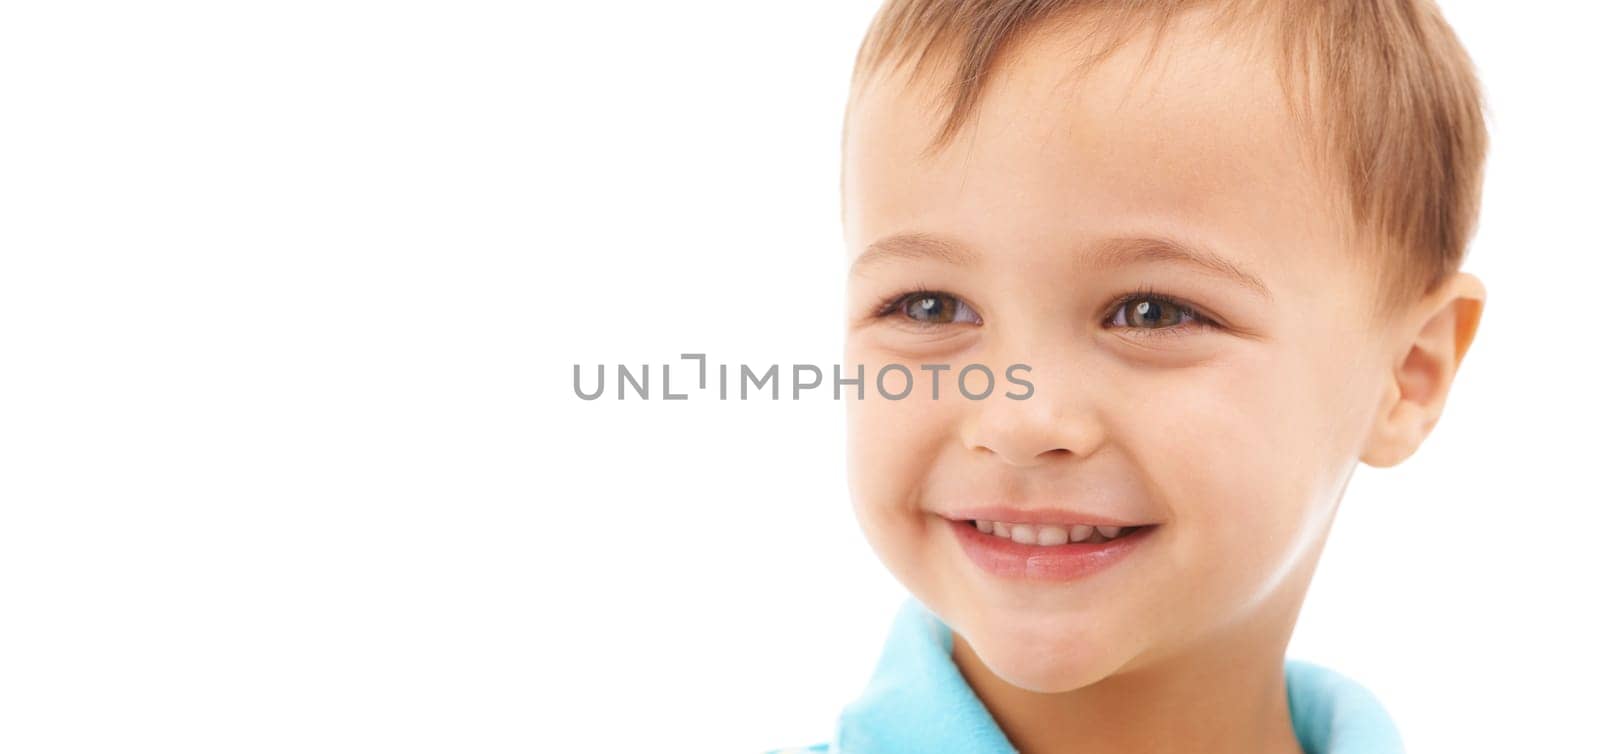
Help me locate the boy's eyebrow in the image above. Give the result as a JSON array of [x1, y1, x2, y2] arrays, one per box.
[[851, 232, 977, 274], [1086, 236, 1274, 301], [852, 231, 1272, 301]]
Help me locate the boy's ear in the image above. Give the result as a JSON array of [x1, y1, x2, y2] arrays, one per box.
[[1360, 272, 1487, 468]]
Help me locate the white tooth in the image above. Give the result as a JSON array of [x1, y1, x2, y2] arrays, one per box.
[[1009, 524, 1037, 545], [1069, 524, 1095, 543], [976, 520, 994, 534], [992, 521, 1011, 538], [1095, 525, 1123, 539], [1037, 525, 1069, 546]]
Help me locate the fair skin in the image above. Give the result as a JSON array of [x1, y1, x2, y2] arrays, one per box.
[[841, 12, 1484, 754]]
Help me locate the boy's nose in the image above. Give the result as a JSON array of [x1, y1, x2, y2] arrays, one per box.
[[960, 381, 1105, 468]]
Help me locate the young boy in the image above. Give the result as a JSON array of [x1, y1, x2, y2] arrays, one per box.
[[777, 0, 1486, 752]]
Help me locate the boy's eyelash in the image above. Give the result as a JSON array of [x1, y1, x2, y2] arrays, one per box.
[[871, 284, 1218, 331], [1106, 284, 1218, 333], [872, 286, 944, 318]]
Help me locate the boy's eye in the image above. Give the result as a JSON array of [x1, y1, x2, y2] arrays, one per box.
[[886, 291, 981, 325], [1106, 293, 1210, 333]]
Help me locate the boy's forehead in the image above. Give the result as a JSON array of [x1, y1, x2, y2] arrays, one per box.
[[842, 14, 1346, 286]]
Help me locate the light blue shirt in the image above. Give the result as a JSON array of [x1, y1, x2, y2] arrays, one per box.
[[770, 597, 1405, 754]]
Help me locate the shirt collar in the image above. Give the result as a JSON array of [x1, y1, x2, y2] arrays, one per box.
[[833, 597, 1405, 754]]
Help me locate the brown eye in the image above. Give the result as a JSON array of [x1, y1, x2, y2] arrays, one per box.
[[900, 292, 979, 324], [1109, 295, 1200, 330]]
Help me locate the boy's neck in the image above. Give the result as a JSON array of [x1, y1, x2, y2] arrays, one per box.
[[950, 584, 1310, 754]]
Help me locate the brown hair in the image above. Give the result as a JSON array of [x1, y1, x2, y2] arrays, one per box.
[[847, 0, 1488, 320]]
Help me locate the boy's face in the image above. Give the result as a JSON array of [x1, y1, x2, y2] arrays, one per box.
[[843, 19, 1400, 692]]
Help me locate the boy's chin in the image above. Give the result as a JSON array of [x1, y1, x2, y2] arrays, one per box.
[[955, 615, 1135, 694]]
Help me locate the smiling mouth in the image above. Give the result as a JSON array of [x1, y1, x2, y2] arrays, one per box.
[[966, 519, 1154, 546]]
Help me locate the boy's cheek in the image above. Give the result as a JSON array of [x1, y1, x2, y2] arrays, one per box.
[[1142, 393, 1347, 616], [846, 382, 958, 507], [845, 379, 971, 590]]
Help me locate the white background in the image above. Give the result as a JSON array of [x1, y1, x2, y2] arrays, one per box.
[[2, 2, 1595, 752]]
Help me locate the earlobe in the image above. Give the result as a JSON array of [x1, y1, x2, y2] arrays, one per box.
[[1360, 380, 1414, 468], [1360, 398, 1423, 468], [1359, 272, 1487, 468]]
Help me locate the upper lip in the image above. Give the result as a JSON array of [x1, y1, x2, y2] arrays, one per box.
[[941, 506, 1159, 528]]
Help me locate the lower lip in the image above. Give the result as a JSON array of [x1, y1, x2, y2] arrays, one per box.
[[948, 518, 1158, 582]]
